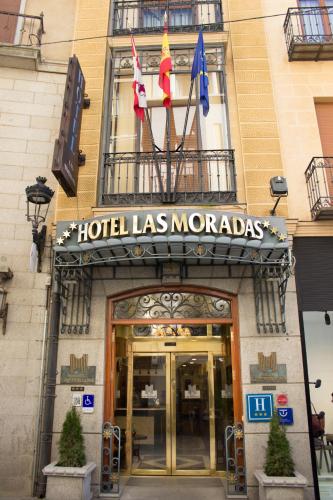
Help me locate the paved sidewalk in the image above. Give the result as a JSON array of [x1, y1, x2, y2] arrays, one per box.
[[100, 476, 226, 500], [0, 477, 226, 500]]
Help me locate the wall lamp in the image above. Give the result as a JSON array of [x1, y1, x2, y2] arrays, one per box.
[[309, 379, 322, 389], [0, 266, 13, 335], [324, 311, 331, 326], [270, 176, 288, 216], [25, 177, 54, 272]]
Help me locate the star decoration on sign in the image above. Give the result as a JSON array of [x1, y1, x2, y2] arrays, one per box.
[[278, 233, 287, 241], [262, 220, 270, 229], [259, 219, 288, 244], [56, 220, 79, 246], [270, 226, 278, 235]]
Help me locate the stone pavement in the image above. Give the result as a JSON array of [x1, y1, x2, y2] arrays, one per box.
[[99, 476, 226, 500], [0, 477, 227, 500]]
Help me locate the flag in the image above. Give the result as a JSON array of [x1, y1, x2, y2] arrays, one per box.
[[131, 35, 147, 122], [159, 13, 172, 108], [191, 31, 209, 116]]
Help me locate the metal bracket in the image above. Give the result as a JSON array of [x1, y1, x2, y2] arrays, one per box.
[[58, 267, 92, 334], [254, 265, 290, 334]]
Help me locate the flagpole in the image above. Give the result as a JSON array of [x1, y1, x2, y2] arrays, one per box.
[[172, 78, 194, 201], [145, 108, 165, 201]]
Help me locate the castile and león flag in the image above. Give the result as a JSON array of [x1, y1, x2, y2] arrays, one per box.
[[131, 34, 147, 122]]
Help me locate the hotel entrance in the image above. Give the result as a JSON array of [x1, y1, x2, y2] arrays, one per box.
[[105, 287, 242, 477]]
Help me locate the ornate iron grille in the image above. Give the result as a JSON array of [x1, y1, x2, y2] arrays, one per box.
[[112, 0, 223, 36], [102, 150, 236, 205], [112, 46, 224, 75], [225, 422, 247, 496], [101, 422, 121, 496], [284, 7, 333, 61], [305, 157, 333, 220], [0, 10, 45, 46], [113, 291, 231, 319], [59, 267, 92, 334], [254, 265, 290, 334]]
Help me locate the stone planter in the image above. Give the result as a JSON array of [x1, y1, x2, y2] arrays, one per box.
[[254, 470, 307, 500], [43, 461, 96, 500]]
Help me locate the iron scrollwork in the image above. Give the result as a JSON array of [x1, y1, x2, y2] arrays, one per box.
[[59, 267, 92, 334], [101, 422, 121, 496], [113, 292, 231, 319], [225, 422, 247, 496]]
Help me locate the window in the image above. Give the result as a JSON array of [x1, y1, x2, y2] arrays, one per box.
[[0, 0, 20, 44], [298, 0, 333, 39]]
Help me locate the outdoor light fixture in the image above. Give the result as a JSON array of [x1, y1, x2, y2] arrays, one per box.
[[25, 177, 54, 272], [0, 266, 13, 335], [269, 176, 288, 216], [309, 379, 322, 389], [324, 311, 331, 326]]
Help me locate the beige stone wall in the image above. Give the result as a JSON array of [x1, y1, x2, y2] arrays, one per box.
[[0, 65, 66, 495], [262, 0, 333, 229], [25, 0, 77, 62], [227, 0, 287, 218]]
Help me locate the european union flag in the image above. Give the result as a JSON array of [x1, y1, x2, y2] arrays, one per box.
[[191, 31, 209, 116]]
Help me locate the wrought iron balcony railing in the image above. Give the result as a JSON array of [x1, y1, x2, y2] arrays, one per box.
[[102, 149, 236, 205], [0, 10, 44, 46], [284, 7, 333, 61], [112, 0, 223, 35], [305, 157, 333, 220]]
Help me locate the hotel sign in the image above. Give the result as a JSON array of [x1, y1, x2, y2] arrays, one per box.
[[52, 55, 85, 197], [55, 210, 288, 246]]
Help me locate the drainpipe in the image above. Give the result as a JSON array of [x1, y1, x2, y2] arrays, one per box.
[[34, 269, 61, 497]]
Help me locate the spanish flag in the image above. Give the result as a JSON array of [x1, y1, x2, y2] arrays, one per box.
[[159, 12, 172, 108]]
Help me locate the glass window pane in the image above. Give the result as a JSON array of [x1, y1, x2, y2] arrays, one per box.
[[176, 355, 210, 470], [132, 356, 167, 470]]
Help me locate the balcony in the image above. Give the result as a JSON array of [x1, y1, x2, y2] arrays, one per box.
[[0, 10, 44, 46], [305, 157, 333, 220], [284, 7, 333, 61], [112, 0, 223, 36], [102, 149, 236, 206]]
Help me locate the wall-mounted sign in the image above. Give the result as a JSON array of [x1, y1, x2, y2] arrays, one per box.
[[277, 407, 293, 425], [52, 55, 85, 197], [141, 384, 157, 399], [61, 354, 96, 385], [246, 393, 273, 422], [57, 210, 287, 245], [185, 384, 200, 399], [250, 352, 287, 384], [72, 393, 82, 407], [277, 393, 288, 406], [82, 394, 94, 413]]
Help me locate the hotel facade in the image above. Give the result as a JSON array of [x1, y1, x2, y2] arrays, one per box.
[[1, 1, 333, 499]]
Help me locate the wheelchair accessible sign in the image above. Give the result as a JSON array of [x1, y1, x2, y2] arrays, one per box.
[[82, 394, 94, 413]]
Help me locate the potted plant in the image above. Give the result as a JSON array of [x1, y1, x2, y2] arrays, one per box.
[[43, 408, 96, 500], [254, 411, 307, 500]]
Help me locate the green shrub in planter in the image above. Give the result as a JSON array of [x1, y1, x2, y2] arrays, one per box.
[[264, 411, 295, 477], [57, 408, 86, 467]]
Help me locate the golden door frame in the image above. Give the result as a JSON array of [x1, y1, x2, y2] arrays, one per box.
[[103, 284, 243, 473]]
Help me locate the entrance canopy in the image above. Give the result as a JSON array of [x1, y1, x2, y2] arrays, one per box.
[[54, 209, 289, 268]]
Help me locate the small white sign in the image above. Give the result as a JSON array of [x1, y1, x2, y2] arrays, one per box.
[[185, 384, 200, 399], [72, 393, 82, 407], [141, 384, 157, 399]]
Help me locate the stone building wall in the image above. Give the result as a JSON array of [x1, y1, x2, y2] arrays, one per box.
[[0, 65, 66, 496]]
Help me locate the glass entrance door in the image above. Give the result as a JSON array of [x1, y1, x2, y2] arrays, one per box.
[[130, 353, 213, 475]]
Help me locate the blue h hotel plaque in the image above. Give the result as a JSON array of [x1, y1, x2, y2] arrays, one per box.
[[246, 394, 273, 422]]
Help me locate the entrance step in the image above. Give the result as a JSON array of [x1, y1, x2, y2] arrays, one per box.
[[96, 476, 227, 500]]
